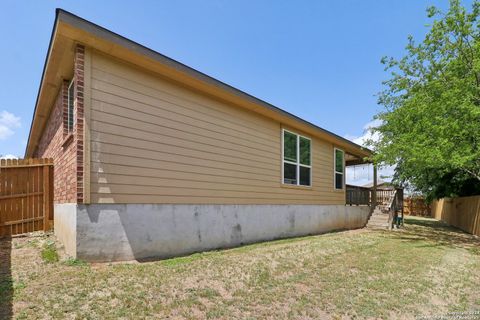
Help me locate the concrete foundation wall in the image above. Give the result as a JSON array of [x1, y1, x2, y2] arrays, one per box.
[[64, 204, 370, 262], [54, 204, 77, 257]]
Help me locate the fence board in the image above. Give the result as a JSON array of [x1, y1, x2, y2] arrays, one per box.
[[432, 196, 480, 237], [403, 197, 431, 217], [0, 158, 53, 237]]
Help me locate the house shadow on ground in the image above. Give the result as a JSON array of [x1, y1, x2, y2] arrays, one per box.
[[0, 236, 12, 319]]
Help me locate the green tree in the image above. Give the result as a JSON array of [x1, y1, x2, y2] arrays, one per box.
[[369, 0, 480, 200]]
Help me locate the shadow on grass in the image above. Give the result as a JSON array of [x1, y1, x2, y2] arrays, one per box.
[[0, 236, 12, 319], [136, 229, 351, 264], [405, 217, 449, 229], [391, 217, 480, 250]]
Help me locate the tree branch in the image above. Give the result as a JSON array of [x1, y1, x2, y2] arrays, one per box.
[[462, 168, 480, 181]]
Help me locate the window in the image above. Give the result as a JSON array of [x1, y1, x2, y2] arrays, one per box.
[[334, 148, 344, 190], [67, 79, 74, 132], [282, 130, 311, 186]]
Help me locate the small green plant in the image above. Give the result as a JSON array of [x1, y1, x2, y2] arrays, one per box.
[[161, 253, 203, 267], [469, 247, 480, 256], [13, 242, 24, 249], [41, 241, 58, 263], [26, 239, 40, 248], [14, 310, 29, 320], [13, 280, 26, 291], [63, 257, 88, 266]]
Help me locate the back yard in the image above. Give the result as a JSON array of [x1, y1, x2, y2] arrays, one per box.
[[1, 216, 479, 319]]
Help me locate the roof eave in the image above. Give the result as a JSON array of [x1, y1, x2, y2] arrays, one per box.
[[25, 8, 373, 159], [24, 10, 61, 158]]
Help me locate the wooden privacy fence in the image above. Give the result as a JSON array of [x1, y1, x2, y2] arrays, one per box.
[[431, 196, 480, 237], [403, 197, 431, 217], [0, 158, 53, 237]]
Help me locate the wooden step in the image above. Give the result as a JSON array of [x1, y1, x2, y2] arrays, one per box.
[[366, 212, 389, 229]]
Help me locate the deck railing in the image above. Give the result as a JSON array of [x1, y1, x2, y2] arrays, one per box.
[[346, 185, 404, 210], [346, 185, 371, 206], [377, 189, 394, 206]]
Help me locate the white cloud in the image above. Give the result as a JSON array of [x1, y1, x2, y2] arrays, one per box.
[[0, 110, 21, 140], [345, 119, 395, 186], [347, 119, 382, 147], [0, 154, 18, 160]]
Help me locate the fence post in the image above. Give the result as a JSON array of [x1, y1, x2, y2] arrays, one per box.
[[43, 162, 52, 232], [372, 163, 377, 210], [48, 160, 54, 221]]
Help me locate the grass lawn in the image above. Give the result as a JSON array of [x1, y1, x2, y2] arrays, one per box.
[[1, 216, 480, 319]]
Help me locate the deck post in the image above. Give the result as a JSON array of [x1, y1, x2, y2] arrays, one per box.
[[372, 163, 377, 209]]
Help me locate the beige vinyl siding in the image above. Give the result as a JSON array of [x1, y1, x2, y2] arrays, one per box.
[[89, 51, 344, 204]]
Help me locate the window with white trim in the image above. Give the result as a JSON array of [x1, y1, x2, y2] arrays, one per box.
[[334, 148, 344, 190], [67, 79, 74, 133], [282, 129, 311, 186]]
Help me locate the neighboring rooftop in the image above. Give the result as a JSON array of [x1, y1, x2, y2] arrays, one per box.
[[362, 179, 393, 188]]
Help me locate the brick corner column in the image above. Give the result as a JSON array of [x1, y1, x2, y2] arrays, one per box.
[[74, 44, 85, 204]]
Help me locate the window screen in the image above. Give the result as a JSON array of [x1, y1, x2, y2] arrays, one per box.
[[334, 149, 344, 189], [67, 80, 74, 132], [283, 130, 311, 186]]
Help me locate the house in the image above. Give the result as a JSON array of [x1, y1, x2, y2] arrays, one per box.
[[26, 9, 374, 262], [362, 179, 394, 190]]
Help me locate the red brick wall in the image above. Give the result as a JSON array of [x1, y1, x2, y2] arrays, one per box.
[[34, 80, 77, 203], [34, 44, 85, 204]]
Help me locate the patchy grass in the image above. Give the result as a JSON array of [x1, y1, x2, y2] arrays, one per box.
[[62, 258, 88, 267], [40, 240, 59, 263], [1, 216, 479, 319]]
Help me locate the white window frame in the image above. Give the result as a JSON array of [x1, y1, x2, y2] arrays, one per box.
[[67, 79, 74, 133], [334, 148, 345, 190], [281, 129, 312, 187]]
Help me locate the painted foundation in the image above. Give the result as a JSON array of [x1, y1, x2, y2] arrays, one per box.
[[54, 204, 370, 262], [54, 204, 77, 257]]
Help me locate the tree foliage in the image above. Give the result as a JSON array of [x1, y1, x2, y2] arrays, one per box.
[[369, 0, 480, 200]]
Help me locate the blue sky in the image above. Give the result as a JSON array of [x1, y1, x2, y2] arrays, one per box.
[[0, 1, 460, 165]]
